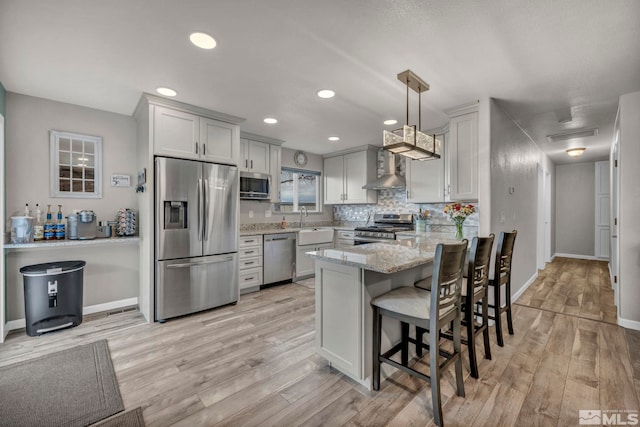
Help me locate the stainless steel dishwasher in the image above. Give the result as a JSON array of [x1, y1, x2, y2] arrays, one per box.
[[263, 233, 297, 285]]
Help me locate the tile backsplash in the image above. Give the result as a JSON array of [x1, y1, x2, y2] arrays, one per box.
[[333, 150, 479, 230]]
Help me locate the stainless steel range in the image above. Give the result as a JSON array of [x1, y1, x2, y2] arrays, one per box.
[[354, 213, 414, 244]]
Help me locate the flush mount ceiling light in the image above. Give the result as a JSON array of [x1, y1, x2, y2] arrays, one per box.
[[383, 70, 441, 161], [328, 136, 340, 141], [156, 87, 177, 97], [566, 147, 586, 158], [547, 128, 598, 143], [317, 89, 335, 99], [383, 119, 398, 125], [263, 117, 278, 124], [189, 32, 217, 49]]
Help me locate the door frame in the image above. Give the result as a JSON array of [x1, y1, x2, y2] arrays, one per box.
[[537, 163, 545, 270], [0, 114, 5, 342]]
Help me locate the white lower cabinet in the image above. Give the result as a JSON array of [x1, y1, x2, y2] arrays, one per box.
[[296, 242, 333, 278], [315, 261, 363, 379], [239, 235, 263, 293]]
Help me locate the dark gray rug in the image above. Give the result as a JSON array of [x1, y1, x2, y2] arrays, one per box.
[[91, 407, 145, 427], [0, 339, 124, 427]]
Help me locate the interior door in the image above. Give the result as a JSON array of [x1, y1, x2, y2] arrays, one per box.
[[156, 157, 202, 260], [202, 163, 239, 256]]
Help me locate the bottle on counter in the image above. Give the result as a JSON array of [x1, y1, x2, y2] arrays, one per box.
[[24, 203, 30, 217], [281, 216, 286, 229], [55, 204, 65, 240], [44, 204, 55, 240], [33, 204, 44, 241]]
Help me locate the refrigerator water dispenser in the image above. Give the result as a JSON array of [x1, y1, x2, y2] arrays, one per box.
[[164, 201, 187, 229]]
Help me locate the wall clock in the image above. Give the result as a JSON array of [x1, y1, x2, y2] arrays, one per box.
[[294, 150, 308, 167]]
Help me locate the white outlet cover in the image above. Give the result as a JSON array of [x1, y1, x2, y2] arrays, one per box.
[[248, 210, 254, 218], [265, 210, 272, 218]]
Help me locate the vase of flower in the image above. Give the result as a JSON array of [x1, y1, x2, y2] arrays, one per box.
[[444, 202, 476, 240], [454, 217, 465, 240]]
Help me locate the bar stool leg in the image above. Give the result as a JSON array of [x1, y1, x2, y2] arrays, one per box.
[[453, 316, 465, 397], [494, 284, 504, 347], [415, 327, 426, 357], [506, 282, 514, 335], [430, 328, 443, 427], [482, 296, 492, 360], [466, 303, 479, 379], [401, 322, 409, 366], [372, 306, 381, 391]]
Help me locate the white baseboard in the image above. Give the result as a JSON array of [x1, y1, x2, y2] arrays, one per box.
[[554, 253, 599, 260], [513, 271, 538, 303], [618, 316, 640, 331], [5, 297, 138, 332]]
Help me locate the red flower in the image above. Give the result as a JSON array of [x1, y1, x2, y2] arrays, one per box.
[[455, 205, 461, 211]]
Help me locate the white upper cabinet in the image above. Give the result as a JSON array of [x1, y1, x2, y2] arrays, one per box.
[[200, 117, 240, 164], [270, 145, 282, 203], [153, 107, 199, 160], [448, 109, 478, 201], [406, 156, 445, 203], [240, 138, 270, 174], [324, 147, 377, 204], [153, 105, 240, 165]]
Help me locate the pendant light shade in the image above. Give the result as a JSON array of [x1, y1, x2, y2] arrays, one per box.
[[383, 70, 442, 161]]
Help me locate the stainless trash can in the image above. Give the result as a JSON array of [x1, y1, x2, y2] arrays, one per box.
[[19, 260, 86, 336]]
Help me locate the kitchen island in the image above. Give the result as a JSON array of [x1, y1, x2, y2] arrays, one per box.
[[306, 233, 464, 389]]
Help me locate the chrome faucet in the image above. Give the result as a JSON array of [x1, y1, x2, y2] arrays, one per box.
[[300, 206, 308, 228]]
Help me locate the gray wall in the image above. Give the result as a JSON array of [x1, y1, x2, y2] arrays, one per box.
[[618, 91, 640, 324], [4, 93, 139, 321], [490, 99, 551, 296], [0, 81, 5, 117], [555, 162, 595, 256]]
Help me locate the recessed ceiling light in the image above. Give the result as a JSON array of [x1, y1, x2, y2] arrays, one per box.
[[190, 32, 217, 49], [263, 118, 278, 124], [317, 89, 335, 99], [384, 119, 398, 126], [157, 87, 177, 97], [328, 136, 340, 141], [566, 147, 586, 158]]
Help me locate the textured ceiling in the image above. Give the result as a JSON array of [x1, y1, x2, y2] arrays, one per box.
[[1, 0, 638, 164]]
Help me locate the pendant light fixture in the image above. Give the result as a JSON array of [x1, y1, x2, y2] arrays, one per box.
[[383, 70, 442, 161]]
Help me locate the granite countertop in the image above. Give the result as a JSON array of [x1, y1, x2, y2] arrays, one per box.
[[306, 234, 466, 274], [4, 236, 141, 250]]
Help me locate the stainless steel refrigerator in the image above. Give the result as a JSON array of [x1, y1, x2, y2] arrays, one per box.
[[155, 156, 239, 321]]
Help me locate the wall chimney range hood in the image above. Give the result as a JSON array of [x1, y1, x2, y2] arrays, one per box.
[[362, 150, 406, 190]]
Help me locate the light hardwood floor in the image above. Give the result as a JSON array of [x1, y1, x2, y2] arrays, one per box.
[[0, 257, 638, 426]]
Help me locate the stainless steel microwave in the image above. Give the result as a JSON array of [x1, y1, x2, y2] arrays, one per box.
[[239, 172, 271, 200]]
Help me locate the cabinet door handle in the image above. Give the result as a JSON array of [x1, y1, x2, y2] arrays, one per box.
[[203, 144, 206, 155], [245, 159, 248, 168], [407, 190, 410, 199], [195, 142, 199, 154], [251, 160, 253, 169], [245, 261, 255, 265]]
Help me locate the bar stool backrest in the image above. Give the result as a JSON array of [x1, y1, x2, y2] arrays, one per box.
[[430, 241, 468, 322], [494, 230, 517, 285], [468, 234, 495, 296]]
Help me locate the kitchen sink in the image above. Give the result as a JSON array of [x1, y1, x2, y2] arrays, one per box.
[[298, 228, 334, 245]]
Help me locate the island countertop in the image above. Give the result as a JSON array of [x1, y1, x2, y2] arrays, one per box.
[[306, 232, 463, 274]]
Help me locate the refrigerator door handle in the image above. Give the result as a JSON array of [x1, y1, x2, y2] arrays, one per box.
[[203, 178, 209, 241], [197, 178, 203, 241], [166, 256, 234, 269]]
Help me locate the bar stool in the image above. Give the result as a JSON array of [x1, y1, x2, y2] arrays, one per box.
[[415, 235, 494, 378], [487, 230, 517, 347], [371, 241, 467, 427]]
